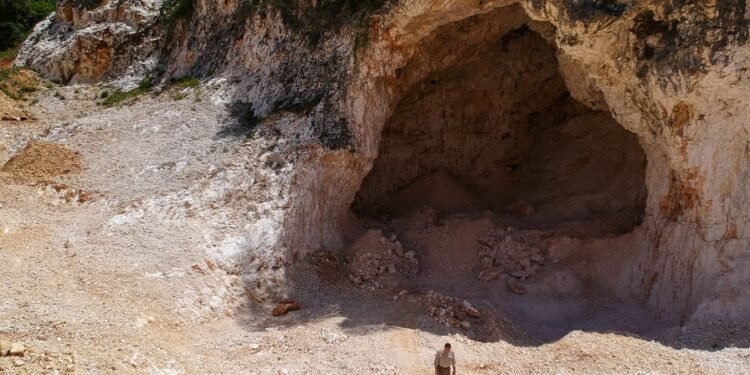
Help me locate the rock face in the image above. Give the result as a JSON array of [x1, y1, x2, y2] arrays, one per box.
[[16, 0, 750, 326], [16, 0, 164, 85]]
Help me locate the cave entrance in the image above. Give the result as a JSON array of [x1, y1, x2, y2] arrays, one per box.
[[353, 24, 646, 232], [343, 9, 652, 339]]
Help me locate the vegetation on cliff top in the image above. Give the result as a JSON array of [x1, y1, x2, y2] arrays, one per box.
[[0, 0, 56, 51], [161, 0, 389, 44]]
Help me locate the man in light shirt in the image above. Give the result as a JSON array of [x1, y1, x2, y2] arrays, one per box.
[[434, 343, 456, 375]]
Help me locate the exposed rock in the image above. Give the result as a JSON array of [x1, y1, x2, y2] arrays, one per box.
[[476, 228, 547, 282], [16, 0, 163, 85], [321, 330, 348, 344], [272, 300, 301, 317], [14, 0, 750, 326], [0, 339, 11, 356], [463, 301, 481, 319], [345, 230, 418, 289], [425, 291, 479, 330], [0, 92, 31, 121], [8, 343, 25, 356]]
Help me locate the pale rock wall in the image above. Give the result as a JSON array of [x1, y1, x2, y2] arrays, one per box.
[[16, 0, 164, 85], [15, 0, 750, 325], [349, 0, 750, 325]]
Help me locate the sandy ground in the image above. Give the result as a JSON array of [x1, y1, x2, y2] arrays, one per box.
[[0, 84, 749, 374]]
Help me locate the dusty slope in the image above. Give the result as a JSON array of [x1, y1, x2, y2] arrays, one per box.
[[0, 85, 748, 374]]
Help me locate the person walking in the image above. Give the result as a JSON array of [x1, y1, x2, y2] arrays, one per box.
[[434, 343, 456, 375]]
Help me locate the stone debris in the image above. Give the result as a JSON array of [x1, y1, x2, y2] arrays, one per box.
[[345, 230, 418, 289], [272, 300, 302, 317], [0, 339, 11, 356], [463, 300, 481, 318], [425, 291, 481, 330], [367, 362, 401, 375], [9, 343, 26, 356], [320, 330, 348, 344], [0, 339, 25, 357], [476, 228, 547, 282]]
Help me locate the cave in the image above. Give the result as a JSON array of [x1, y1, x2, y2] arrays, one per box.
[[342, 7, 656, 338], [352, 16, 647, 233]]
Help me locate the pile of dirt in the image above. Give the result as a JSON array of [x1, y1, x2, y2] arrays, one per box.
[[475, 227, 548, 282], [344, 229, 419, 289], [1, 141, 81, 184]]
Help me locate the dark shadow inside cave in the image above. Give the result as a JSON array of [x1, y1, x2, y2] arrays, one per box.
[[352, 26, 647, 233]]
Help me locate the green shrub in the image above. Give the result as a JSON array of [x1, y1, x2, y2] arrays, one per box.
[[244, 0, 388, 44], [102, 78, 154, 106], [0, 67, 43, 100], [160, 0, 194, 22], [0, 0, 56, 51], [172, 76, 200, 89]]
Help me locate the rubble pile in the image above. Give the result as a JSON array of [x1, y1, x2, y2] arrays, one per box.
[[425, 291, 481, 330], [345, 229, 419, 289], [476, 228, 548, 282]]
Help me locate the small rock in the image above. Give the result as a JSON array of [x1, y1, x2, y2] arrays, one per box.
[[0, 339, 11, 356], [507, 278, 527, 295], [478, 267, 502, 281], [404, 250, 416, 259], [398, 289, 409, 296], [464, 301, 481, 319], [460, 321, 471, 330], [14, 359, 25, 366], [9, 343, 25, 356], [387, 264, 396, 274], [272, 300, 302, 317], [510, 269, 530, 279], [191, 264, 206, 274]]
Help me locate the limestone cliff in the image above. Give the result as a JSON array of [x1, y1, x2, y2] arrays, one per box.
[[16, 0, 750, 326]]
